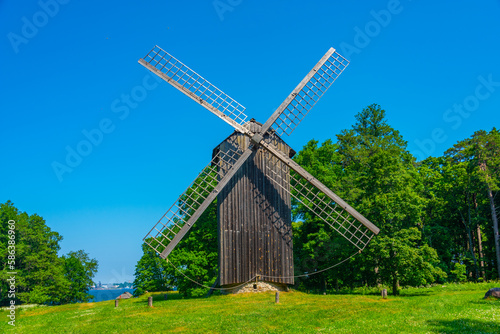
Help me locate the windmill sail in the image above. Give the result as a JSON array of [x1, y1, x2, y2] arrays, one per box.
[[144, 146, 254, 258], [139, 45, 249, 134], [260, 48, 349, 137], [260, 141, 379, 250]]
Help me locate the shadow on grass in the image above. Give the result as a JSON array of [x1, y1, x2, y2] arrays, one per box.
[[427, 319, 499, 333], [136, 291, 198, 305], [321, 289, 435, 298], [397, 290, 436, 297], [469, 298, 500, 306]]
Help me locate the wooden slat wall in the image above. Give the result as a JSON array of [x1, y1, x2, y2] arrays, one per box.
[[215, 121, 294, 286]]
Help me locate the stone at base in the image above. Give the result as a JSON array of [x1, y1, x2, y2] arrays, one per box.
[[221, 281, 288, 294]]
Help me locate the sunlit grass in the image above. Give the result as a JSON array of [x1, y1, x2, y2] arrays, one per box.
[[1, 282, 499, 333]]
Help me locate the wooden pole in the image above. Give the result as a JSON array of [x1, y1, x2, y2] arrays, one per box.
[[382, 289, 387, 299], [275, 291, 280, 304], [148, 296, 153, 307], [115, 299, 119, 307]]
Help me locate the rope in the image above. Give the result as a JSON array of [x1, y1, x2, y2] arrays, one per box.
[[166, 248, 362, 289], [259, 248, 361, 280], [165, 258, 257, 291]]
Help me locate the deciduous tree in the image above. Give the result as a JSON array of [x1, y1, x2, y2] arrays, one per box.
[[0, 201, 98, 305], [62, 250, 98, 303]]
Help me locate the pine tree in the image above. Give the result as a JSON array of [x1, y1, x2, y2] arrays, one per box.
[[446, 128, 500, 278]]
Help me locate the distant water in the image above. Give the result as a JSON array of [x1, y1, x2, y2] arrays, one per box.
[[88, 288, 135, 302]]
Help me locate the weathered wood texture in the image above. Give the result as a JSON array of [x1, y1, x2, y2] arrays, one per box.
[[214, 121, 294, 286]]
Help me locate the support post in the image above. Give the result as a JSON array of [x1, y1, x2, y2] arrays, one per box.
[[148, 296, 153, 307], [206, 276, 220, 298], [115, 299, 119, 307], [382, 289, 387, 299], [275, 291, 280, 304]]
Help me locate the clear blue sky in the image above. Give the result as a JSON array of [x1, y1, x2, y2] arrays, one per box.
[[1, 0, 499, 283]]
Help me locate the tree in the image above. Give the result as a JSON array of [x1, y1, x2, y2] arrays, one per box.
[[8, 206, 69, 304], [446, 128, 500, 279], [336, 104, 425, 234], [335, 104, 442, 294], [368, 228, 446, 294], [0, 201, 98, 305], [419, 155, 491, 280], [62, 250, 98, 303], [133, 243, 170, 296]]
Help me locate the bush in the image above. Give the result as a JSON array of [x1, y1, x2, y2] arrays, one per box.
[[450, 263, 467, 283]]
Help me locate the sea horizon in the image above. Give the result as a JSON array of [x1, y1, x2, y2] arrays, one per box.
[[88, 288, 135, 303]]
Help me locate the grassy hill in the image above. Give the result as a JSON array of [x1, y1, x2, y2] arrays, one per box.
[[2, 282, 499, 333]]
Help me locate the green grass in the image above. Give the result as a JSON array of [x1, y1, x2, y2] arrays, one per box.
[[1, 282, 499, 333]]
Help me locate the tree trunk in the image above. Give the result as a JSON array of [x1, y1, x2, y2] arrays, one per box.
[[374, 266, 381, 286], [392, 277, 399, 296], [473, 193, 486, 279], [460, 210, 478, 279], [486, 186, 500, 279], [477, 225, 486, 279]]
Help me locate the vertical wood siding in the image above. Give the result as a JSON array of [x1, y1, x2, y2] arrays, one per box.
[[214, 121, 294, 286]]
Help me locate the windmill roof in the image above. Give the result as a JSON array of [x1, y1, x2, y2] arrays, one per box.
[[212, 119, 296, 158]]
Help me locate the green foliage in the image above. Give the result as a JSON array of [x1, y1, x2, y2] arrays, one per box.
[[61, 250, 98, 303], [450, 263, 467, 283], [133, 243, 170, 296], [0, 201, 98, 306], [336, 104, 425, 234], [367, 227, 447, 295], [445, 128, 500, 279], [134, 201, 218, 297]]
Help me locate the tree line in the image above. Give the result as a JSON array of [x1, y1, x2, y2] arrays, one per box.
[[134, 104, 499, 296], [0, 201, 98, 305]]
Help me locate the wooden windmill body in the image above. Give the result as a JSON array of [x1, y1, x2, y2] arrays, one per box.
[[215, 120, 295, 288], [138, 45, 380, 292]]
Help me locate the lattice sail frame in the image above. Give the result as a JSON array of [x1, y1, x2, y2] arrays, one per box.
[[271, 50, 349, 137], [140, 45, 248, 129], [144, 146, 243, 255], [263, 149, 375, 250]]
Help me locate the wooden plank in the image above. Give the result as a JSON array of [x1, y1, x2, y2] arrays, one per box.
[[206, 276, 220, 297], [217, 125, 295, 286]]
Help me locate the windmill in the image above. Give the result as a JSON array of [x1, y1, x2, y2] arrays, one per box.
[[138, 45, 380, 292]]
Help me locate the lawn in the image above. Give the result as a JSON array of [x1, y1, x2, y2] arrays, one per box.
[[1, 282, 499, 333]]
